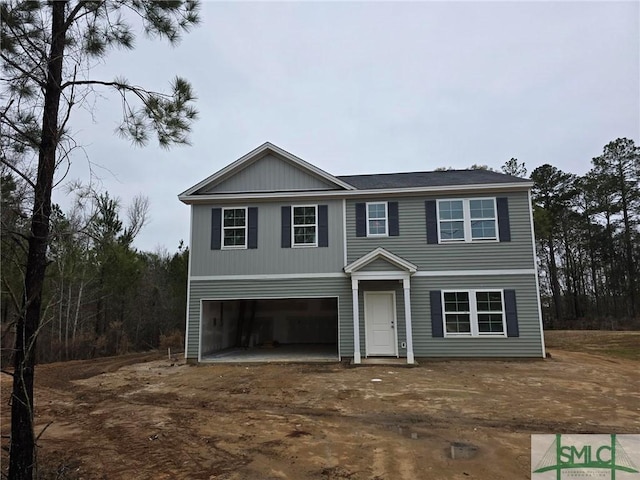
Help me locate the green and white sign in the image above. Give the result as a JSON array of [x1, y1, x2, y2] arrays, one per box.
[[531, 434, 640, 479]]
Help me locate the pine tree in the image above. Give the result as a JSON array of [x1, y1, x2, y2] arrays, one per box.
[[1, 2, 199, 478]]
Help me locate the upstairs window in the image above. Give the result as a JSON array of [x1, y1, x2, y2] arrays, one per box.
[[356, 202, 399, 238], [293, 206, 317, 247], [438, 200, 465, 241], [469, 199, 496, 240], [438, 198, 497, 243], [222, 208, 247, 248], [367, 202, 388, 236]]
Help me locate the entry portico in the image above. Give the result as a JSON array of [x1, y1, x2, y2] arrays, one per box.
[[344, 247, 418, 364]]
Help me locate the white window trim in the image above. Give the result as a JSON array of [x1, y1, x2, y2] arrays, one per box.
[[221, 207, 248, 250], [468, 198, 498, 241], [437, 198, 498, 243], [366, 201, 388, 237], [292, 204, 318, 248], [442, 289, 507, 338], [437, 199, 465, 243]]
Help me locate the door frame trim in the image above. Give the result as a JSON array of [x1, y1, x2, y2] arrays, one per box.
[[363, 290, 399, 357]]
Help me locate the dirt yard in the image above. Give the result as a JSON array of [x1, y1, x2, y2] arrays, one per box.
[[2, 331, 639, 479]]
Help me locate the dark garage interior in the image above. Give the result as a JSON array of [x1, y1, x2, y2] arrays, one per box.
[[200, 297, 339, 362]]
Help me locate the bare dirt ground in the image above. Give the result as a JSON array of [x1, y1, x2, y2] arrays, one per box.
[[2, 331, 639, 480]]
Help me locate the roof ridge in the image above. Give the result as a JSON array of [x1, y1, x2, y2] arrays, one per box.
[[337, 169, 504, 178]]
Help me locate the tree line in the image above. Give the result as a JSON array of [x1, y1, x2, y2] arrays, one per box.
[[1, 182, 188, 366], [526, 138, 639, 330]]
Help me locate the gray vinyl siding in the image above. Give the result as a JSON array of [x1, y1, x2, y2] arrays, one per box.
[[190, 200, 344, 276], [186, 274, 542, 360], [358, 258, 404, 272], [346, 191, 535, 271], [186, 277, 353, 359], [409, 274, 542, 357], [203, 154, 339, 193], [356, 275, 542, 357], [353, 274, 541, 359]]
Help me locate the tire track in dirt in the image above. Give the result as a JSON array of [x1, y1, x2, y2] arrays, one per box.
[[4, 334, 639, 479]]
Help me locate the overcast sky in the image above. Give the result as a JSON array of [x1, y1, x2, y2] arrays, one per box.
[[60, 1, 640, 253]]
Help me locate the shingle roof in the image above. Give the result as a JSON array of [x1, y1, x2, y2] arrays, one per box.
[[336, 169, 530, 190]]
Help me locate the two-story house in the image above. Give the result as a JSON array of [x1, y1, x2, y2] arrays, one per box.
[[178, 142, 545, 364]]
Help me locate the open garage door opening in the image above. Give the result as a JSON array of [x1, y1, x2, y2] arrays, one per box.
[[200, 297, 339, 362]]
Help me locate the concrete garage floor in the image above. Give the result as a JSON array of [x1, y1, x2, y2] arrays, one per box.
[[201, 344, 339, 363]]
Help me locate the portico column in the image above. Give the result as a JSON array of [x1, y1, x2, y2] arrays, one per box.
[[351, 277, 361, 364], [403, 277, 415, 364]]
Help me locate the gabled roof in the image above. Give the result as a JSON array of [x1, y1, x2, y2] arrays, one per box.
[[179, 143, 533, 204], [344, 247, 417, 274], [337, 169, 529, 190], [179, 142, 355, 198]]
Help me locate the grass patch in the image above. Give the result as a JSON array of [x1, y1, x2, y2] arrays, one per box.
[[545, 330, 640, 360], [599, 346, 640, 360]]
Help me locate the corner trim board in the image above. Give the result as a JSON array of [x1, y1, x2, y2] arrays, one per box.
[[528, 189, 546, 357], [184, 206, 194, 358], [342, 199, 348, 266]]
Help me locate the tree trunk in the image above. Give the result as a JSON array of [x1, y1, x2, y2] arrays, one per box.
[[58, 276, 63, 346], [586, 219, 600, 317], [9, 2, 67, 479], [547, 236, 562, 325], [95, 266, 106, 339], [73, 280, 84, 343], [618, 166, 636, 317], [604, 212, 617, 316], [65, 284, 72, 360]]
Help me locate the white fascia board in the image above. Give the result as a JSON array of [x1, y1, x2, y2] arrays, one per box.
[[178, 142, 355, 198], [189, 269, 536, 282], [199, 294, 340, 301], [179, 181, 533, 204], [414, 269, 536, 277], [178, 142, 271, 197], [352, 271, 410, 280], [190, 272, 348, 281], [344, 247, 417, 274]]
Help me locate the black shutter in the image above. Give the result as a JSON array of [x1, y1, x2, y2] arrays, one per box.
[[211, 208, 221, 250], [388, 202, 399, 236], [430, 290, 444, 337], [355, 203, 366, 237], [504, 289, 519, 337], [318, 205, 329, 247], [497, 197, 511, 242], [281, 206, 291, 248], [425, 200, 438, 244], [247, 207, 258, 249]]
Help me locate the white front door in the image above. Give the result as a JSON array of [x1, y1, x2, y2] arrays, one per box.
[[364, 292, 397, 356]]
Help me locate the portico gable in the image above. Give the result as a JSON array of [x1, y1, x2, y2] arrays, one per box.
[[344, 248, 417, 364]]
